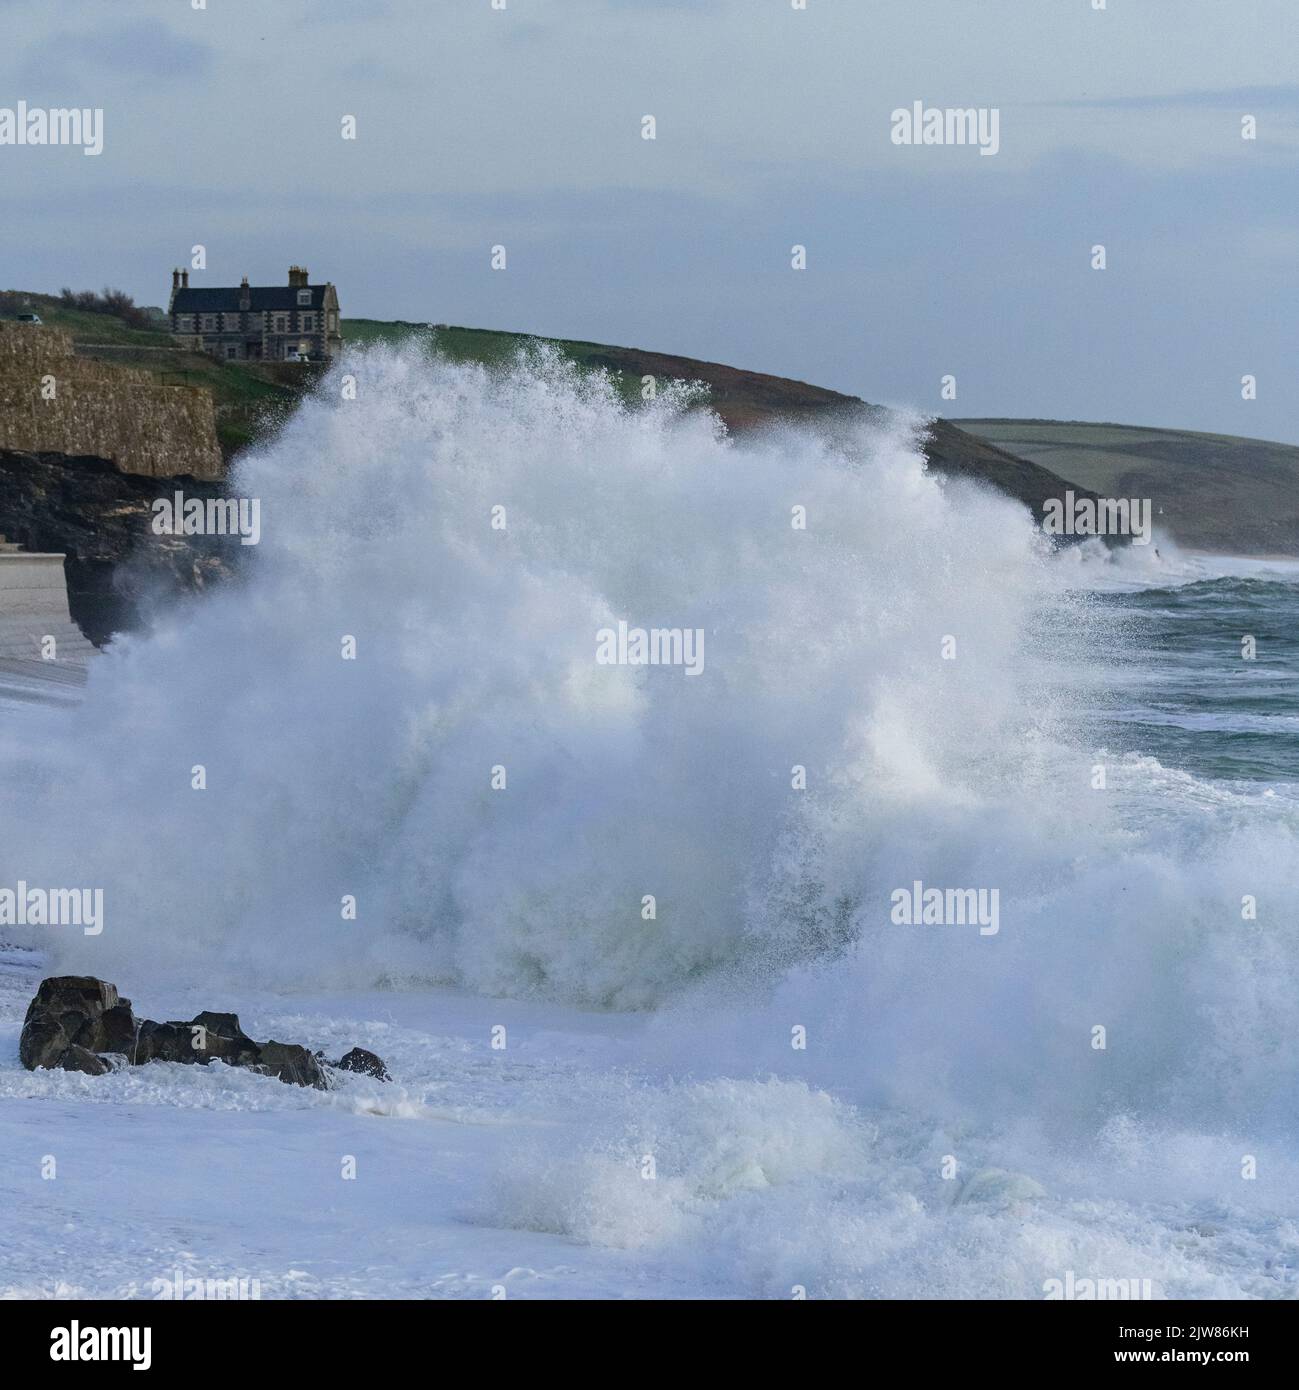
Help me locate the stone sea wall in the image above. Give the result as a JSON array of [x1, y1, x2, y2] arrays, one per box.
[[0, 323, 223, 480]]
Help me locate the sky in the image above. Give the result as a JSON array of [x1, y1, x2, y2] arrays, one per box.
[[1, 0, 1297, 441]]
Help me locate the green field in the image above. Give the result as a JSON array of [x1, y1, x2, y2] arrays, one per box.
[[952, 419, 1299, 557], [0, 290, 171, 348]]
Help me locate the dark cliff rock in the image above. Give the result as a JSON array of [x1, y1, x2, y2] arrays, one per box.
[[0, 449, 236, 644]]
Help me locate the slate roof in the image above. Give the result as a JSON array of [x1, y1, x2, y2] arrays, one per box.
[[172, 285, 328, 313]]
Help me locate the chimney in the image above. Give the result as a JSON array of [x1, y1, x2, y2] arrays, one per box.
[[288, 265, 309, 288], [172, 269, 180, 290], [239, 276, 251, 311], [181, 269, 189, 288]]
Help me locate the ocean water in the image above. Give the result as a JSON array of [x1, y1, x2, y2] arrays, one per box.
[[1089, 573, 1299, 783], [2, 343, 1297, 1298]]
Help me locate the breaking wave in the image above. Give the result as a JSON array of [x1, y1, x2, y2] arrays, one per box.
[[6, 341, 1299, 1139]]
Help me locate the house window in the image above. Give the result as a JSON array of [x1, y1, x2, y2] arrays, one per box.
[[177, 315, 194, 333], [297, 288, 312, 307], [273, 313, 288, 333], [300, 313, 316, 331], [328, 312, 338, 332], [225, 345, 238, 359], [200, 314, 217, 333]]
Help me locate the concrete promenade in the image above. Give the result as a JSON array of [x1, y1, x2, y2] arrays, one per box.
[[0, 535, 95, 705]]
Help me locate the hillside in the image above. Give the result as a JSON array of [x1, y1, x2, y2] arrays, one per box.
[[952, 418, 1299, 557]]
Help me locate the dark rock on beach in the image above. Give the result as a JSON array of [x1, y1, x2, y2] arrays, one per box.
[[333, 1046, 390, 1081], [131, 1018, 327, 1088], [175, 1010, 262, 1067], [96, 1003, 139, 1056], [57, 1043, 112, 1077], [18, 976, 387, 1090], [255, 1040, 327, 1089], [133, 1019, 200, 1067], [19, 975, 134, 1070]]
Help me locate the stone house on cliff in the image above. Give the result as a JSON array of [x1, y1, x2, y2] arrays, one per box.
[[168, 266, 342, 363]]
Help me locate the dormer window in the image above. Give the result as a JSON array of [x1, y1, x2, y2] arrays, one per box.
[[297, 288, 312, 306]]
